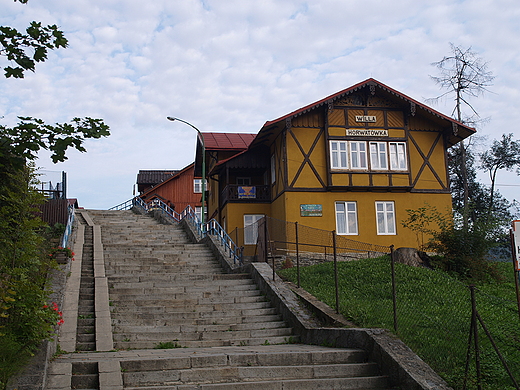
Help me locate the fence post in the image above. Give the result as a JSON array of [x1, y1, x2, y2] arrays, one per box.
[[333, 230, 339, 314], [469, 285, 482, 390], [390, 245, 398, 333], [295, 222, 300, 288]]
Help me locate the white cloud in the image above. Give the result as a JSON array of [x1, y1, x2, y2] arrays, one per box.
[[1, 0, 519, 208]]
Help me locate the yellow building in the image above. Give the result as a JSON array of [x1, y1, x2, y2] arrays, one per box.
[[197, 79, 474, 252]]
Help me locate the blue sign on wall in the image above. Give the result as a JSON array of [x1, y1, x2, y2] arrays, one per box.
[[238, 186, 256, 199]]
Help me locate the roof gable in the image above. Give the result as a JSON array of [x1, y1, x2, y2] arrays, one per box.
[[258, 78, 475, 147], [137, 170, 178, 185], [139, 163, 194, 197]]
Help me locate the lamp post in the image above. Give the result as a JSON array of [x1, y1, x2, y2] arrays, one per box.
[[166, 117, 206, 224]]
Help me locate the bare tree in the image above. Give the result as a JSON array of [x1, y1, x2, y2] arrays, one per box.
[[429, 44, 494, 229]]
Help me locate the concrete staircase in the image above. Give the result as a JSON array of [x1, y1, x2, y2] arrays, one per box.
[[46, 209, 391, 389], [96, 210, 296, 349]]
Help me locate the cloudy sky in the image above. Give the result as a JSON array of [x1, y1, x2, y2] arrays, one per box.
[[1, 0, 519, 209]]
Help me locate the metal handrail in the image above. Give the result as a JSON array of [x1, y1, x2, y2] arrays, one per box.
[[207, 219, 243, 265], [60, 203, 75, 248], [109, 198, 135, 210], [110, 197, 242, 265]]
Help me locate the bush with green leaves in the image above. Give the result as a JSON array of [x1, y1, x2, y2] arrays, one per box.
[[0, 164, 62, 388], [401, 203, 500, 281]]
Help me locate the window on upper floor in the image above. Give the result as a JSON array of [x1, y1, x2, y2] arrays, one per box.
[[369, 142, 388, 170], [330, 140, 407, 171], [389, 142, 407, 170], [237, 177, 251, 186], [194, 179, 205, 193]]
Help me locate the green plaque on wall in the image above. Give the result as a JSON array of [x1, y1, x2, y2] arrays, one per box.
[[300, 204, 322, 217]]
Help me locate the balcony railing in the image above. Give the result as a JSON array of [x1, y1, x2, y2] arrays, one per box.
[[221, 185, 270, 205]]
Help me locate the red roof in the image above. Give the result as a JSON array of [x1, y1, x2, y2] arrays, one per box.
[[202, 133, 256, 150], [262, 78, 475, 133]]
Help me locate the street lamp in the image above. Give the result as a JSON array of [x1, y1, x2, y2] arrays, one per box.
[[166, 117, 206, 224]]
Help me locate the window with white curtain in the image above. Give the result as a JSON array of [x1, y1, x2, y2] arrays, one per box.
[[375, 201, 396, 235], [389, 142, 407, 170], [331, 140, 407, 171], [330, 141, 348, 169], [349, 141, 367, 169], [244, 214, 264, 245], [335, 202, 358, 235], [369, 142, 388, 170]]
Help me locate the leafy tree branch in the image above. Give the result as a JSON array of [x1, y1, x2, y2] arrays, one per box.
[[1, 116, 110, 163], [0, 21, 67, 78]]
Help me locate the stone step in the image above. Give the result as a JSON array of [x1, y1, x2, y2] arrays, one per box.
[[112, 327, 294, 342], [109, 294, 265, 305], [111, 312, 282, 327], [121, 346, 369, 369], [117, 345, 388, 390], [125, 376, 388, 390], [108, 281, 257, 292], [113, 335, 299, 349], [112, 321, 288, 334], [110, 300, 271, 311], [123, 363, 381, 386], [111, 306, 278, 318], [107, 273, 251, 284]]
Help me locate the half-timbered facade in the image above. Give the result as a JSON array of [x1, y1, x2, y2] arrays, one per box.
[[199, 79, 475, 249]]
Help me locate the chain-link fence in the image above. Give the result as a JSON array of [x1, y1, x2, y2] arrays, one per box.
[[259, 215, 520, 389], [228, 216, 390, 265]]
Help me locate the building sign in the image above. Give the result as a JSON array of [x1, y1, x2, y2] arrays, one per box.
[[355, 115, 377, 123], [346, 129, 388, 136], [238, 186, 256, 199], [512, 220, 520, 271], [300, 204, 322, 217]]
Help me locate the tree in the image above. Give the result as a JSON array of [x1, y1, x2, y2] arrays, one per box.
[[0, 0, 67, 78], [429, 44, 494, 229], [1, 116, 109, 164], [480, 133, 520, 218], [0, 1, 110, 385]]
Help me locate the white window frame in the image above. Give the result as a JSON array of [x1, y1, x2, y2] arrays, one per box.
[[194, 179, 205, 193], [195, 206, 206, 222], [370, 142, 388, 170], [330, 141, 348, 169], [349, 141, 367, 170], [389, 142, 407, 170], [335, 201, 358, 235], [375, 201, 396, 235], [244, 214, 264, 245]]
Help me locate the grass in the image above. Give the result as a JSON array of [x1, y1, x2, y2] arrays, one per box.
[[278, 257, 520, 390], [154, 340, 183, 349]]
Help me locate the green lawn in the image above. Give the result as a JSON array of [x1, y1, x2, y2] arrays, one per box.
[[279, 258, 520, 390]]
